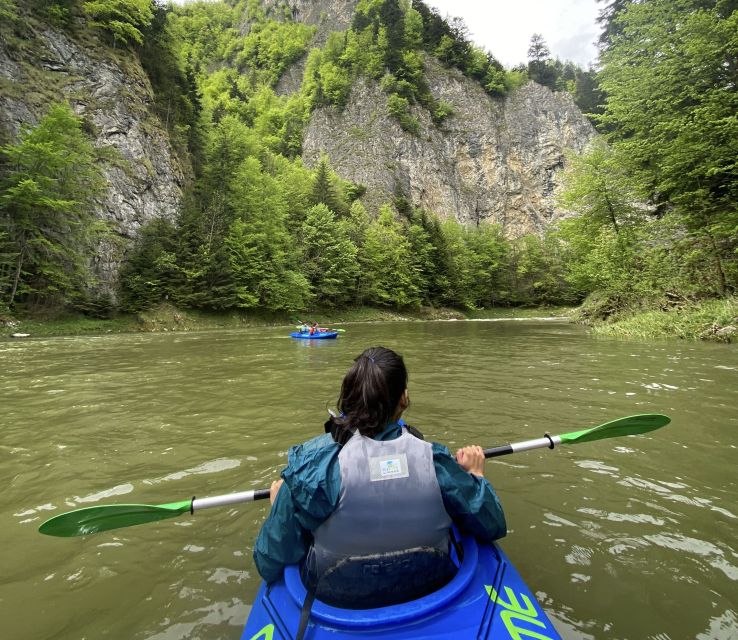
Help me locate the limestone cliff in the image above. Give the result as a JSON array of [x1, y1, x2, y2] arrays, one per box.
[[263, 1, 596, 236], [0, 0, 597, 299], [0, 15, 184, 295], [302, 58, 596, 237]]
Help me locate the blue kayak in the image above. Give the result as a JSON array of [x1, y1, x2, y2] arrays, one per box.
[[241, 533, 561, 639], [290, 331, 339, 339]]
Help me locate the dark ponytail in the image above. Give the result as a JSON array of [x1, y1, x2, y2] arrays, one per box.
[[329, 346, 408, 445]]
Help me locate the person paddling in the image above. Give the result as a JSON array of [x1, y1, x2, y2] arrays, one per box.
[[253, 346, 506, 609]]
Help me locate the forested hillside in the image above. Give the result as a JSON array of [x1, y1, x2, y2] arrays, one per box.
[[0, 0, 736, 338]]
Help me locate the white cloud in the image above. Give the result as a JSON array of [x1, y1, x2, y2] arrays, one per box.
[[424, 0, 602, 68]]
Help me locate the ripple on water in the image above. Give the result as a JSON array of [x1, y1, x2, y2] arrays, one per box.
[[144, 458, 242, 484], [577, 507, 668, 526], [574, 459, 620, 477], [696, 609, 738, 640], [565, 545, 593, 567], [643, 533, 738, 581], [143, 598, 248, 640], [73, 483, 134, 504]]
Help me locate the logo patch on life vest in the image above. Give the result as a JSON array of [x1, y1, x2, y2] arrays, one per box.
[[369, 453, 409, 481]]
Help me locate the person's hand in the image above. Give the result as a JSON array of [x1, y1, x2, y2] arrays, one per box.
[[456, 445, 485, 477], [269, 479, 284, 504]]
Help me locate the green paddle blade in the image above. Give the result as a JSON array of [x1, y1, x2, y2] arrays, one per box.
[[38, 500, 191, 538], [559, 413, 670, 445]]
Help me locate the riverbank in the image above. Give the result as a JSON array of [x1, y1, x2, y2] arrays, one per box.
[[585, 297, 738, 343], [3, 298, 735, 342], [1, 303, 573, 338]]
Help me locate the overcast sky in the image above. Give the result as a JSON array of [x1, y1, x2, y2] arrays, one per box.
[[424, 0, 602, 68]]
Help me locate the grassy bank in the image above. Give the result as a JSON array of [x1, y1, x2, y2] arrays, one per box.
[[1, 304, 573, 338], [589, 297, 738, 343], [4, 300, 735, 342]]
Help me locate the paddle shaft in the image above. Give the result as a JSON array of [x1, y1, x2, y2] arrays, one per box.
[[484, 434, 562, 458], [192, 488, 270, 512], [195, 440, 551, 506], [195, 433, 562, 508]]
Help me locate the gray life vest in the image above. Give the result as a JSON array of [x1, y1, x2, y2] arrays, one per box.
[[307, 429, 454, 607]]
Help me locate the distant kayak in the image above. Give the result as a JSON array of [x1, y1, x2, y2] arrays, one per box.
[[241, 532, 561, 639], [290, 331, 339, 340]]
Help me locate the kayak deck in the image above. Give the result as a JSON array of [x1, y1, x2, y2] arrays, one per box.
[[241, 535, 561, 639]]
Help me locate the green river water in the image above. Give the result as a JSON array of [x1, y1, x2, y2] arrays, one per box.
[[1, 320, 736, 639]]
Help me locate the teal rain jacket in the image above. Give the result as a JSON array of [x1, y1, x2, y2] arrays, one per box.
[[253, 422, 507, 583]]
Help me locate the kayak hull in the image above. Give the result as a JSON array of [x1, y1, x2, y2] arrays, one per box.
[[290, 331, 339, 339], [241, 534, 561, 639]]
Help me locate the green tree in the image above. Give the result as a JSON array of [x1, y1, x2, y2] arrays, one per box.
[[301, 204, 359, 306], [598, 0, 738, 295], [360, 206, 420, 307], [226, 157, 310, 311], [84, 0, 155, 46], [0, 103, 105, 308], [118, 218, 179, 311], [139, 3, 204, 167], [596, 0, 635, 51], [556, 140, 645, 300], [402, 208, 438, 304], [310, 155, 345, 214], [0, 227, 16, 313], [558, 140, 644, 238], [573, 68, 604, 118], [510, 233, 570, 304], [465, 223, 510, 306], [236, 20, 315, 86], [436, 220, 475, 308], [344, 200, 370, 247]]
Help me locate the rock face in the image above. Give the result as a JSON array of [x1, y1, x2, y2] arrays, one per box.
[[266, 0, 360, 96], [262, 0, 359, 41], [303, 58, 596, 237], [0, 21, 184, 296]]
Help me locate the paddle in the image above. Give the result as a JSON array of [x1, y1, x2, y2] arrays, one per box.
[[38, 413, 668, 538], [38, 489, 271, 538], [294, 325, 346, 332], [482, 413, 670, 458]]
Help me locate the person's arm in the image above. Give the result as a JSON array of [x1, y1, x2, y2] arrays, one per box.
[[253, 480, 312, 583], [253, 439, 341, 583], [432, 443, 506, 542]]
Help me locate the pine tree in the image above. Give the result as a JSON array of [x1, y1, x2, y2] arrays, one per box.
[[309, 155, 346, 215], [118, 219, 179, 311], [527, 34, 556, 89]]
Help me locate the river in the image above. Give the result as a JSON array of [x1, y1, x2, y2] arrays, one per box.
[[1, 320, 736, 639]]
